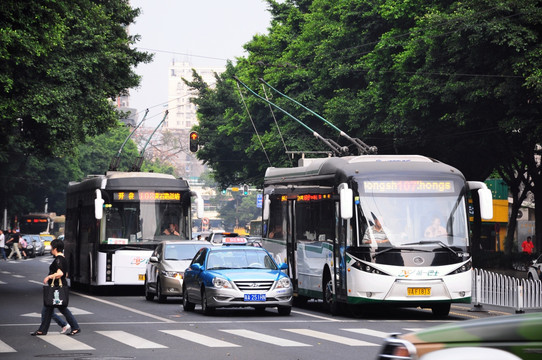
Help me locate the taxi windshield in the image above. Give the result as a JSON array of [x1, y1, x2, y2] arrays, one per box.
[[207, 250, 277, 270]]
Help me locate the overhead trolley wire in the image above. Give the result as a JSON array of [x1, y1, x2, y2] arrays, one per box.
[[235, 81, 273, 167]]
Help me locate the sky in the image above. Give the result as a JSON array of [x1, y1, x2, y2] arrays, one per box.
[[128, 0, 272, 127]]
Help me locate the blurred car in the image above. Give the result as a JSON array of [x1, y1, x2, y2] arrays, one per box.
[[20, 235, 35, 258], [207, 231, 245, 246], [182, 238, 293, 315], [527, 254, 542, 281], [40, 234, 55, 252], [145, 240, 212, 302], [28, 234, 44, 256], [375, 312, 542, 360]]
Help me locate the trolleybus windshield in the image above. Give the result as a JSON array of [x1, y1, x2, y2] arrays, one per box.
[[356, 178, 469, 250], [101, 190, 189, 244]]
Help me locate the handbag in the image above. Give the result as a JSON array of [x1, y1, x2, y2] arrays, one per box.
[[43, 278, 69, 307]]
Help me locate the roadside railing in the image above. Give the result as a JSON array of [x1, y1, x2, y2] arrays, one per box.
[[471, 268, 542, 313]]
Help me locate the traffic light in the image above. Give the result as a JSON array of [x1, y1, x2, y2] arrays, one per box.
[[243, 184, 248, 195], [189, 131, 199, 152]]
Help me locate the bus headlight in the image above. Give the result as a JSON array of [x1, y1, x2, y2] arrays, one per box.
[[447, 260, 472, 275], [350, 261, 387, 275]]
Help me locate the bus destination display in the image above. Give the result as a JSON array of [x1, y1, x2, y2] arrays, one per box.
[[364, 180, 454, 194], [113, 191, 181, 202]]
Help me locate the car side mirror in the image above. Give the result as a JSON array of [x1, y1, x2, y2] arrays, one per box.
[[149, 256, 158, 263], [279, 262, 288, 270], [190, 263, 202, 271]]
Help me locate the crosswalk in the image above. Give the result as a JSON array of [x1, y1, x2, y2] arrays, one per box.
[[1, 327, 424, 353]]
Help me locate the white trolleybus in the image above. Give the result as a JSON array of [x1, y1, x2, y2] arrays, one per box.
[[260, 155, 493, 317], [64, 171, 203, 290]]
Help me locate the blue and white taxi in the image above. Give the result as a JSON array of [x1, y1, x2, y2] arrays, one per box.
[[182, 237, 293, 315]]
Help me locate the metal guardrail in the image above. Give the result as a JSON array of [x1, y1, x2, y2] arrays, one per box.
[[471, 268, 542, 313]]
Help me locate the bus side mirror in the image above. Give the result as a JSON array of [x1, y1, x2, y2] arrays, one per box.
[[467, 181, 493, 220], [339, 183, 353, 220], [262, 194, 271, 221], [196, 196, 204, 219], [479, 188, 493, 220], [95, 190, 104, 220]]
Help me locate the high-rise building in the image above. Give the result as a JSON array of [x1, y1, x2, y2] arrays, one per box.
[[166, 60, 225, 130]]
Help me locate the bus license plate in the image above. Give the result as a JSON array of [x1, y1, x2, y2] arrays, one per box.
[[138, 274, 145, 281], [244, 294, 266, 302], [407, 287, 431, 296]]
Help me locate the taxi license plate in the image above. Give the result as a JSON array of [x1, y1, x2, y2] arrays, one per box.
[[407, 287, 431, 296], [244, 294, 266, 302], [138, 274, 145, 281]]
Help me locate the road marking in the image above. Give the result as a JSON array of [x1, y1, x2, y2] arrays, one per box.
[[38, 334, 94, 351], [222, 329, 311, 347], [291, 309, 343, 321], [12, 275, 24, 278], [96, 330, 167, 349], [22, 307, 93, 318], [75, 292, 176, 323], [0, 340, 16, 353], [161, 330, 241, 347], [343, 328, 392, 338], [284, 329, 378, 346]]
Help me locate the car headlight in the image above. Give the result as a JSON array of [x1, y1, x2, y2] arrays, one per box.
[[161, 270, 183, 280], [212, 276, 232, 288], [275, 277, 291, 289]]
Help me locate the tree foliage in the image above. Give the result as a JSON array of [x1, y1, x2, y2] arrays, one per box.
[[0, 0, 151, 221], [190, 0, 542, 251]]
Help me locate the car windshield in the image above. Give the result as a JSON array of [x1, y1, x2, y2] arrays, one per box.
[[164, 244, 210, 260], [206, 249, 277, 270]]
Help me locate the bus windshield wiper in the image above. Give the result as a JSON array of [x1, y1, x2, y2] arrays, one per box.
[[372, 246, 432, 259], [403, 241, 458, 256]]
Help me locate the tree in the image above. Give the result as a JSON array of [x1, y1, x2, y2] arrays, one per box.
[[0, 0, 151, 221], [190, 0, 542, 253]]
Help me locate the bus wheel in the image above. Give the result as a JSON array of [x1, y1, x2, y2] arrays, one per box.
[[323, 274, 339, 315], [432, 303, 451, 318], [144, 280, 154, 301], [156, 280, 166, 303]]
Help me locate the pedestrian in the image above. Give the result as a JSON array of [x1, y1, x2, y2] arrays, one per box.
[[6, 232, 22, 260], [18, 235, 28, 259], [31, 239, 81, 336], [41, 306, 72, 334], [522, 236, 534, 255], [0, 230, 7, 260]]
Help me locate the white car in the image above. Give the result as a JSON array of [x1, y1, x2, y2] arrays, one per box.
[[145, 240, 212, 302]]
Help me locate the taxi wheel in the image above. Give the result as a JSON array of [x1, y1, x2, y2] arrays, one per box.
[[157, 280, 166, 303], [277, 306, 291, 316], [201, 288, 215, 315], [183, 287, 195, 311], [144, 280, 154, 301]]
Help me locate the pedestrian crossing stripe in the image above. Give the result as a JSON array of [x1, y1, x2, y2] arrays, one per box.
[[0, 339, 15, 353], [283, 329, 378, 346], [161, 329, 240, 347], [96, 331, 167, 349], [222, 329, 311, 347], [6, 327, 415, 352], [38, 334, 94, 351]]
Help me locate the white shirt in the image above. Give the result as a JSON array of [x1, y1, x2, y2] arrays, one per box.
[[0, 233, 4, 247]]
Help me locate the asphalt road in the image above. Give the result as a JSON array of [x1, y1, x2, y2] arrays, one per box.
[[0, 256, 518, 360]]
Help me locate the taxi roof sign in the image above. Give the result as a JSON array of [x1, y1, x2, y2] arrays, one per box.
[[223, 237, 247, 245]]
